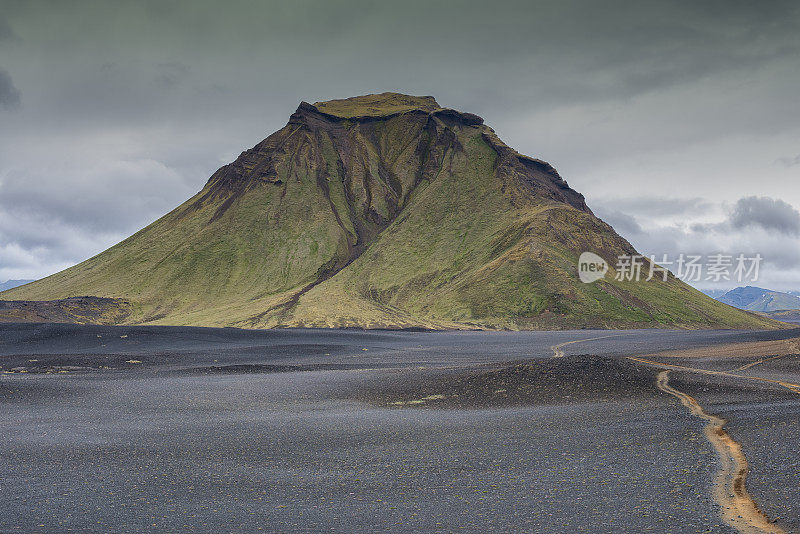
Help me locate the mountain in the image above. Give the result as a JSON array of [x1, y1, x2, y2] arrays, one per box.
[[717, 286, 800, 313], [0, 279, 34, 292], [0, 93, 775, 329]]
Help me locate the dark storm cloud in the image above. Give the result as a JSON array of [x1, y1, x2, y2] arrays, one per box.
[[4, 0, 800, 121], [154, 62, 190, 88], [730, 196, 800, 236], [0, 16, 17, 42], [776, 154, 800, 167], [0, 69, 21, 107], [679, 196, 800, 238]]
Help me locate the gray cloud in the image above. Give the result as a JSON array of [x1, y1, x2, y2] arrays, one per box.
[[3, 0, 799, 123], [0, 69, 21, 108], [593, 208, 643, 237], [776, 154, 800, 167], [730, 196, 800, 236], [0, 150, 196, 276], [0, 16, 17, 42], [594, 197, 713, 220], [602, 196, 800, 291], [154, 62, 190, 88]]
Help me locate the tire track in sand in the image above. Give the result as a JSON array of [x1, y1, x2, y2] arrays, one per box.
[[655, 370, 786, 534]]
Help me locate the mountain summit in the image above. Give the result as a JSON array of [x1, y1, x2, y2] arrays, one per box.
[[0, 93, 774, 329]]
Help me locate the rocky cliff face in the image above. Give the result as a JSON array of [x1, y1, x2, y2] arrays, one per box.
[[0, 93, 776, 330]]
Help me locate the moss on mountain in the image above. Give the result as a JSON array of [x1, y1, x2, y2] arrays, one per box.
[[312, 92, 441, 118]]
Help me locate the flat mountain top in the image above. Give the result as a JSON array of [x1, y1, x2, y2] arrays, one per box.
[[312, 92, 442, 118]]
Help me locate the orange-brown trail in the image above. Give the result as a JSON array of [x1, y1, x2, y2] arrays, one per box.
[[656, 370, 785, 534]]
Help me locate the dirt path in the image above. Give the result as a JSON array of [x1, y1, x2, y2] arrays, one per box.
[[655, 370, 785, 534]]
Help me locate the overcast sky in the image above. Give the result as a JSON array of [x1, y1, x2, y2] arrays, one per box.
[[1, 0, 799, 290]]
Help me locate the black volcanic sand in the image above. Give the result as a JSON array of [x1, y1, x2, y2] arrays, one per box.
[[358, 356, 661, 408], [2, 324, 800, 532]]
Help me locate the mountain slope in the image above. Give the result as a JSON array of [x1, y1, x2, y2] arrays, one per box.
[[718, 286, 800, 312], [1, 93, 775, 329]]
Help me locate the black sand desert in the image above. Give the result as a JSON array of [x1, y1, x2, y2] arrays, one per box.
[[2, 324, 799, 533]]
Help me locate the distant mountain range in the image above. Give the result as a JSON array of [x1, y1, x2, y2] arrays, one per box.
[[0, 280, 34, 292], [716, 286, 800, 312], [0, 93, 777, 329]]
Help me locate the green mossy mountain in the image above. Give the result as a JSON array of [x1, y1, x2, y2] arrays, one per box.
[[1, 93, 777, 329]]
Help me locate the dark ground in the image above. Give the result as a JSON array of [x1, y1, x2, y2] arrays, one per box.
[[1, 324, 799, 533]]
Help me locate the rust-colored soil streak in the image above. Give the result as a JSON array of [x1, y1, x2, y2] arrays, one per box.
[[656, 370, 785, 534], [731, 354, 793, 373]]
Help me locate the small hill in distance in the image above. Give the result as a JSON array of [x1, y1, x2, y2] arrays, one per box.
[[717, 286, 800, 313], [0, 280, 34, 292], [765, 309, 800, 325]]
